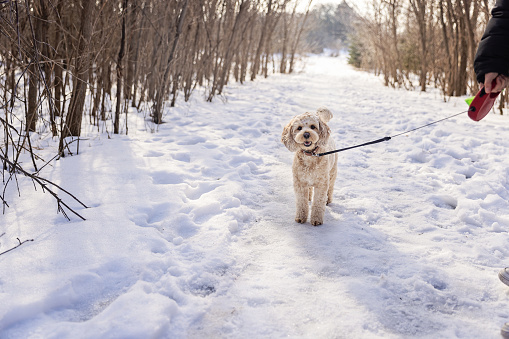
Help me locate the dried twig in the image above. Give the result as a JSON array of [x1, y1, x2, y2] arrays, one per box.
[[1, 152, 88, 220], [0, 237, 34, 256]]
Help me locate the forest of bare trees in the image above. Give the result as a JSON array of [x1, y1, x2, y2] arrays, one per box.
[[349, 0, 508, 112], [0, 0, 314, 135]]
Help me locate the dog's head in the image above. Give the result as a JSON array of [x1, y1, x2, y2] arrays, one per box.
[[281, 107, 332, 153]]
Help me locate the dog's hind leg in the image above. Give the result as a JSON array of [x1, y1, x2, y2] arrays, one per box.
[[308, 187, 313, 202]]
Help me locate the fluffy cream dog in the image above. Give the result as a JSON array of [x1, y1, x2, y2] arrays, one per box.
[[281, 107, 338, 226]]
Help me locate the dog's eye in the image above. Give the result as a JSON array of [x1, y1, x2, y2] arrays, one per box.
[[297, 126, 302, 131], [310, 125, 316, 129]]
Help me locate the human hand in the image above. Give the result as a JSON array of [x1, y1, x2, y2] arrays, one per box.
[[480, 72, 508, 93]]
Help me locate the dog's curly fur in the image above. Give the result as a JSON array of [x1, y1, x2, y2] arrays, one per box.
[[281, 107, 338, 226]]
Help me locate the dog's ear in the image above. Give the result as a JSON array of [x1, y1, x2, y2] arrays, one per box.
[[282, 119, 299, 152], [317, 119, 331, 147], [316, 107, 333, 123]]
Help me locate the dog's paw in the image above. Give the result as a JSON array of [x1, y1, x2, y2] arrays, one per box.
[[310, 219, 323, 226], [310, 209, 324, 225], [295, 216, 307, 223]]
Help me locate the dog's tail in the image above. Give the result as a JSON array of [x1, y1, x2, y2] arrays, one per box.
[[316, 107, 333, 123]]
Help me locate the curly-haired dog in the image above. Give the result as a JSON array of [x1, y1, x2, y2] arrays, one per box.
[[281, 107, 338, 226]]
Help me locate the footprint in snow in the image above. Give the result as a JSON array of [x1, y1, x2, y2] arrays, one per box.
[[130, 202, 173, 227], [225, 124, 240, 130], [235, 127, 262, 138], [432, 129, 451, 138], [203, 143, 219, 149], [150, 170, 185, 185], [143, 150, 165, 158], [167, 213, 199, 238], [176, 136, 207, 145], [430, 194, 457, 210], [407, 150, 428, 163], [184, 181, 222, 200], [172, 152, 191, 162]]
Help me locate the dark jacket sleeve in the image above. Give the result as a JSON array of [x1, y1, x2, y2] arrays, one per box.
[[474, 0, 509, 83]]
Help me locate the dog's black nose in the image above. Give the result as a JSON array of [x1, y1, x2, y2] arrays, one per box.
[[303, 132, 310, 139]]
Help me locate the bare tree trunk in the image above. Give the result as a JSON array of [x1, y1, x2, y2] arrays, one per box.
[[35, 0, 58, 136], [132, 6, 144, 108], [153, 0, 189, 124], [53, 0, 64, 118], [62, 0, 94, 140], [251, 0, 272, 81], [289, 0, 312, 74], [457, 12, 468, 95], [409, 0, 428, 92], [279, 5, 291, 74], [262, 3, 285, 78], [115, 0, 128, 134], [460, 0, 479, 91], [388, 0, 403, 86], [211, 0, 250, 99], [27, 60, 38, 132], [26, 5, 44, 133], [439, 0, 453, 96], [125, 0, 139, 101]]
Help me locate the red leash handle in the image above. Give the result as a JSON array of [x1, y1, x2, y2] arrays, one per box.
[[468, 80, 501, 122]]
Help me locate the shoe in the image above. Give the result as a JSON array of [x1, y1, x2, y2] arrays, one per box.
[[499, 268, 509, 287], [502, 322, 509, 339]]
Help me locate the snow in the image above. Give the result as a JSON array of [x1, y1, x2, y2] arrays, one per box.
[[1, 54, 509, 338]]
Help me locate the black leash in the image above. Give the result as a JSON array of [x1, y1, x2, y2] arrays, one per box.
[[315, 110, 468, 157]]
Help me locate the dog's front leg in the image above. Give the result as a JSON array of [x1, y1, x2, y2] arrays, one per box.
[[310, 184, 328, 226], [294, 184, 309, 223]]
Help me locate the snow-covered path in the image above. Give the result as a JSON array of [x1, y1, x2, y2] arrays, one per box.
[[1, 55, 509, 338]]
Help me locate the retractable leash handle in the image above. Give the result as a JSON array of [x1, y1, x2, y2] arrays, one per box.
[[468, 80, 501, 121]]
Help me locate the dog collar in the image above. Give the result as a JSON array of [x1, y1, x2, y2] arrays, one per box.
[[302, 146, 319, 156]]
